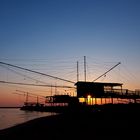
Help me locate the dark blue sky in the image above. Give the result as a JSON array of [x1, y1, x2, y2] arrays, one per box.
[[0, 0, 140, 89]]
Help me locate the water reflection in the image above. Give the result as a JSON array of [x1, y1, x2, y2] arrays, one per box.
[[0, 108, 55, 130]]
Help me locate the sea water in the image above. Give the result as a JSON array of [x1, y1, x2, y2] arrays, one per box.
[[0, 108, 55, 130]]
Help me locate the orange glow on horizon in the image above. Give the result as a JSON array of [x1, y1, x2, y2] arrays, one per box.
[[79, 97, 130, 105]]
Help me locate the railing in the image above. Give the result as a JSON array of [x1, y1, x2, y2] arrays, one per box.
[[104, 88, 140, 98]]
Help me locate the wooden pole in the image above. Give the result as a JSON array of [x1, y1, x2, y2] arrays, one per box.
[[77, 61, 79, 82], [84, 56, 86, 82]]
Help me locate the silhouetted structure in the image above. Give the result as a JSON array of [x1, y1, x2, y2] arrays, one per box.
[[21, 81, 140, 112], [75, 81, 122, 98], [1, 61, 140, 113]]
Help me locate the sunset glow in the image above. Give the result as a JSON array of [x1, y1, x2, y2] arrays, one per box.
[[0, 0, 140, 106]]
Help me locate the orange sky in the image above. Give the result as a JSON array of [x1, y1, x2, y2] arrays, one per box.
[[1, 0, 140, 106], [0, 59, 140, 107]]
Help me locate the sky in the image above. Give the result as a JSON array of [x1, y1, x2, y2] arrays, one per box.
[[0, 0, 140, 106]]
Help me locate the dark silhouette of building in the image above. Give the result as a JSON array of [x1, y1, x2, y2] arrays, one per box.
[[75, 81, 122, 98]]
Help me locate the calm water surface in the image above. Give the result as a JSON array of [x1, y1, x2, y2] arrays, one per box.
[[0, 108, 55, 130]]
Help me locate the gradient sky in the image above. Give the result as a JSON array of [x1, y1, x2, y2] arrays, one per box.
[[0, 0, 140, 106]]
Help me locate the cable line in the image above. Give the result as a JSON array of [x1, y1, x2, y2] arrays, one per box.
[[0, 61, 75, 84], [0, 80, 75, 89], [93, 62, 121, 82]]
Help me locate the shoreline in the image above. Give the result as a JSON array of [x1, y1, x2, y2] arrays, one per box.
[[0, 108, 55, 131], [0, 111, 140, 140], [0, 107, 21, 108], [0, 113, 58, 131]]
